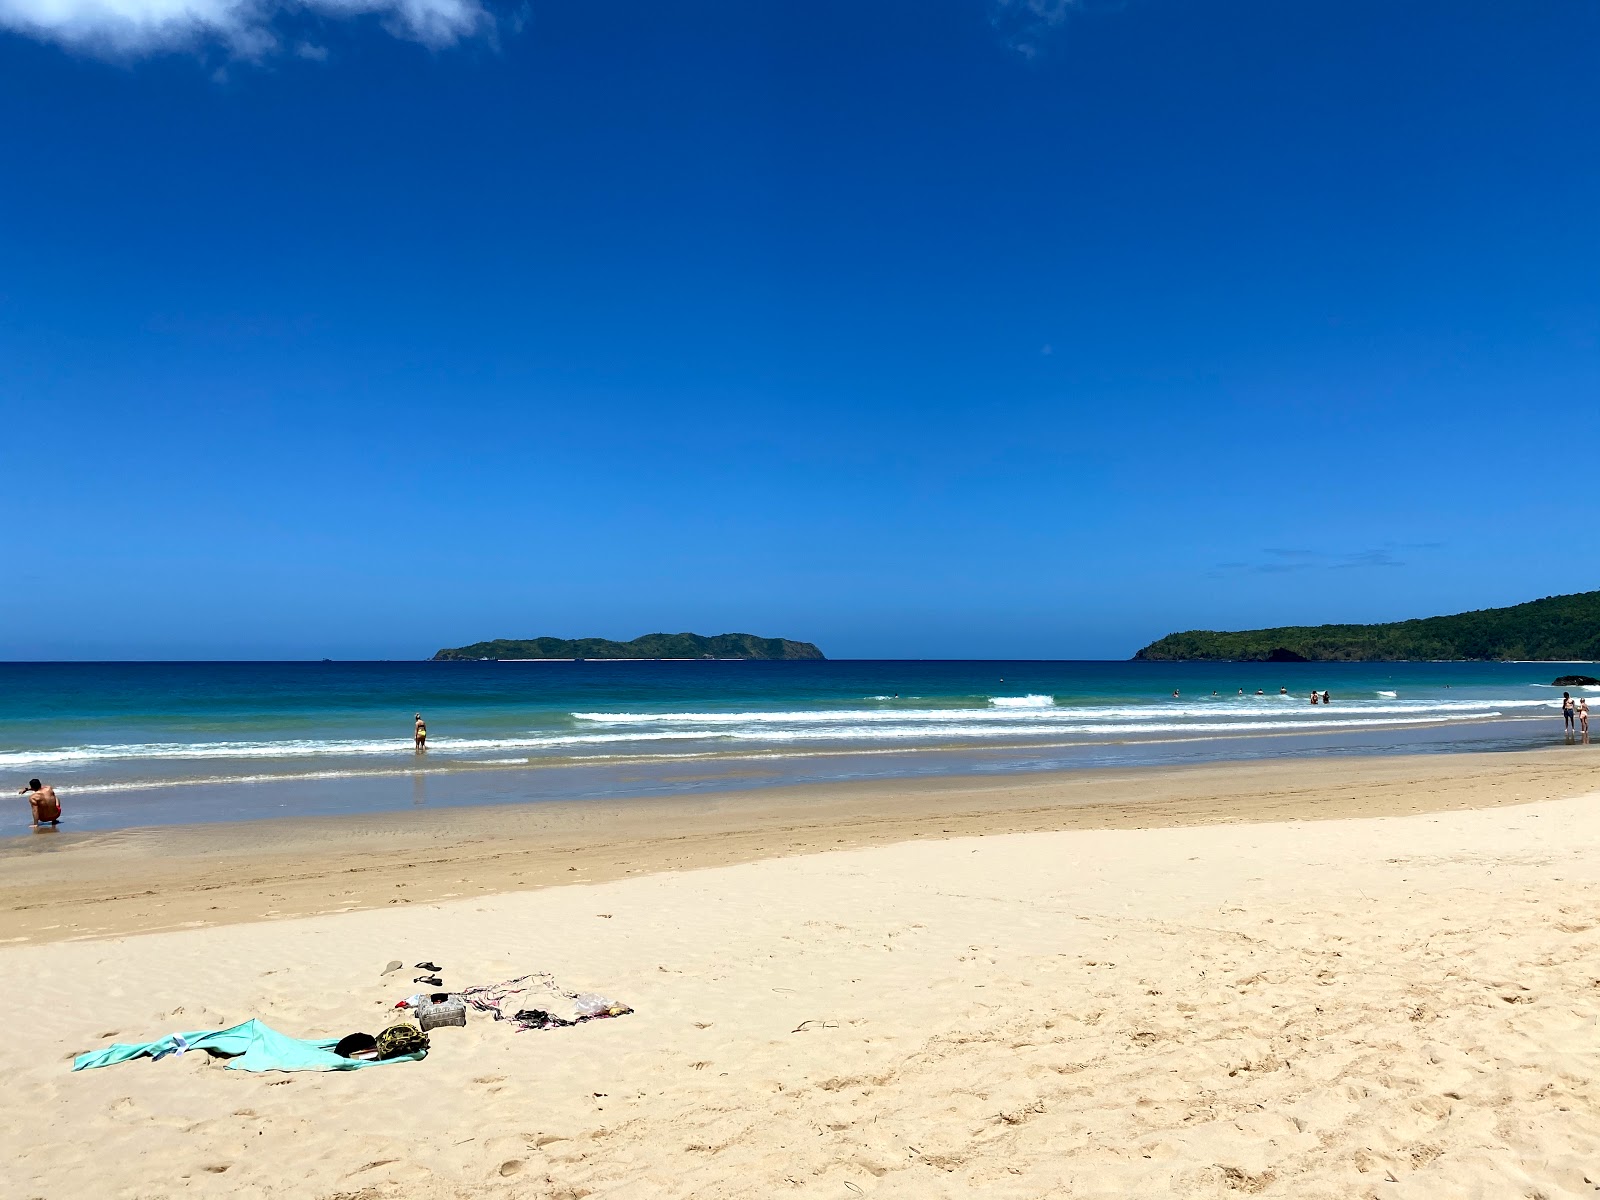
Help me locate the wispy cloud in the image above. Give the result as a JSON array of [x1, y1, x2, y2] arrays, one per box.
[[0, 0, 490, 57], [989, 0, 1118, 57], [1210, 543, 1442, 577], [989, 0, 1074, 57]]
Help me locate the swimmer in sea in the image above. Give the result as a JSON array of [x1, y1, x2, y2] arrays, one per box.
[[414, 713, 427, 750], [19, 779, 60, 828]]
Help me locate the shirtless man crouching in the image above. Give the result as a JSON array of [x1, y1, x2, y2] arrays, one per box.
[[19, 779, 61, 828]]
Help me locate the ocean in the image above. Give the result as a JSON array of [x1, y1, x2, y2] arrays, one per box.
[[0, 659, 1586, 833]]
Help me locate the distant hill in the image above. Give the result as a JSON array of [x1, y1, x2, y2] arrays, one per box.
[[1133, 591, 1600, 662], [433, 632, 825, 661]]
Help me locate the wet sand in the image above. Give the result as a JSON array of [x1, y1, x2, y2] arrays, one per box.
[[2, 746, 1592, 944]]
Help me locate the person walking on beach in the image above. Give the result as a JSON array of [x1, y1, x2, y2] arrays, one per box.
[[1562, 692, 1576, 734], [414, 713, 427, 751], [18, 779, 60, 828]]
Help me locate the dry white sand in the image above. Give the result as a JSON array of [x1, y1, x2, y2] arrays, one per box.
[[9, 785, 1600, 1198]]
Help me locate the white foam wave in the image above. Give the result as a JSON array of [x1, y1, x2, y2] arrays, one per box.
[[0, 730, 720, 767], [1377, 691, 1398, 698], [573, 697, 1550, 728], [64, 769, 391, 795], [705, 712, 1501, 742], [1, 695, 1553, 774], [3, 704, 1523, 771]]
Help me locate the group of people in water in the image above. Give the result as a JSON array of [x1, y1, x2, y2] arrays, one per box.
[[1173, 687, 1333, 703], [1561, 691, 1591, 743]]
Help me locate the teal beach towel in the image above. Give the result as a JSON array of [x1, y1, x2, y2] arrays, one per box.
[[72, 1019, 426, 1073]]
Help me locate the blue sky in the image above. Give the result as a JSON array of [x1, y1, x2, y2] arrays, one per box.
[[2, 0, 1597, 659]]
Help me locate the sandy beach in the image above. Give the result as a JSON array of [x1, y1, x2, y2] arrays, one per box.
[[9, 749, 1600, 1197]]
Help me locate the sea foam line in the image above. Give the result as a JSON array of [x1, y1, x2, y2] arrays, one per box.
[[0, 709, 1517, 768], [571, 698, 1548, 726]]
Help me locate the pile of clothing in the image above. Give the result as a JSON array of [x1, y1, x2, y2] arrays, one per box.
[[460, 972, 633, 1031]]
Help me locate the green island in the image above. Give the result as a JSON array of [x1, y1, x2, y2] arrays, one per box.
[[433, 632, 825, 661], [1133, 591, 1600, 663]]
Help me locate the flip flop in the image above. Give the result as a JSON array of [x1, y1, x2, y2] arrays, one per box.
[[414, 974, 443, 987], [414, 961, 442, 972]]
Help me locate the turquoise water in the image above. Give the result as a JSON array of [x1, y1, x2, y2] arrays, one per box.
[[0, 660, 1585, 832]]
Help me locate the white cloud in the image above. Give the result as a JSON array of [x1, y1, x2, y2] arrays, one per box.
[[989, 0, 1081, 57], [0, 0, 489, 56]]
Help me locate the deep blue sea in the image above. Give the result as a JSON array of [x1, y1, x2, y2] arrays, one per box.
[[0, 660, 1587, 833]]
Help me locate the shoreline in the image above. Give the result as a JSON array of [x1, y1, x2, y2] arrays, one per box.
[[11, 712, 1555, 834], [4, 745, 1592, 946]]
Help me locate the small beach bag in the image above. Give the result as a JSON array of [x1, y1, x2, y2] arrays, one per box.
[[416, 997, 467, 1031], [375, 1023, 430, 1058]]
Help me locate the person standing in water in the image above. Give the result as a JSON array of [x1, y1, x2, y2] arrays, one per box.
[[1562, 692, 1576, 735], [18, 779, 60, 828], [414, 713, 427, 750]]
